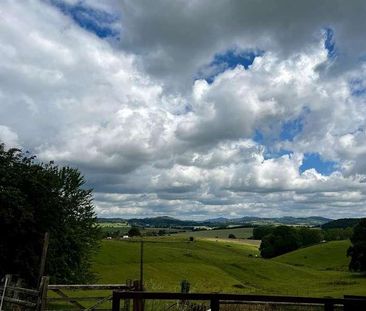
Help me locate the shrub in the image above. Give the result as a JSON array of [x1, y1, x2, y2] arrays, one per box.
[[128, 227, 142, 237]]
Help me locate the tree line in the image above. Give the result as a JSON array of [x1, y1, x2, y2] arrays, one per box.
[[256, 222, 366, 272], [256, 226, 324, 258]]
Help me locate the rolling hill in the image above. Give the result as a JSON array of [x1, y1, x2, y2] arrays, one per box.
[[91, 238, 366, 297]]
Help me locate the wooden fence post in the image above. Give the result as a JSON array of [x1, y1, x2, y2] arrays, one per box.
[[112, 293, 121, 311], [37, 276, 49, 311], [123, 280, 132, 311], [324, 302, 334, 311], [38, 232, 49, 287], [210, 298, 219, 311], [132, 280, 144, 311]]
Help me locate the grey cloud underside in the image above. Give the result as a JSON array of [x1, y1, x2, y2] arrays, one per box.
[[1, 0, 366, 219], [119, 0, 366, 91]]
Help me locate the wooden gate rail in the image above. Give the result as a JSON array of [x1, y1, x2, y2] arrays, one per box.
[[48, 284, 131, 290], [0, 275, 47, 310], [0, 285, 39, 296], [46, 283, 134, 311], [112, 291, 366, 311]]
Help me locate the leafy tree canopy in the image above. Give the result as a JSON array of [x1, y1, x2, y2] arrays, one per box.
[[128, 226, 142, 237], [322, 218, 360, 229], [260, 226, 300, 258], [0, 143, 100, 286], [259, 226, 323, 258], [348, 218, 366, 272]]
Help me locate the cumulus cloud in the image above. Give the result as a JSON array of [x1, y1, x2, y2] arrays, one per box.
[[0, 125, 20, 148], [118, 0, 366, 92], [1, 0, 366, 219]]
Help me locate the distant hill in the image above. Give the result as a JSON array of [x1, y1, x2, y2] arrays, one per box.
[[321, 218, 361, 229], [208, 216, 331, 226], [98, 215, 332, 228]]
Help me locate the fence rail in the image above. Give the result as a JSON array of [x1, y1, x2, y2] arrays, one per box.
[[46, 282, 136, 311], [112, 291, 366, 311], [48, 284, 131, 290], [0, 274, 46, 310]]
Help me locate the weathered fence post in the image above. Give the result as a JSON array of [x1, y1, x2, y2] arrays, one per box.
[[112, 292, 121, 311], [179, 280, 190, 309], [132, 280, 144, 311], [122, 279, 132, 311], [210, 298, 219, 311], [37, 276, 49, 311], [180, 280, 190, 294], [38, 233, 49, 287], [324, 302, 334, 311]]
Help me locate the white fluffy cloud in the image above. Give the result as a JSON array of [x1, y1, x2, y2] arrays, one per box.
[[1, 0, 366, 219]]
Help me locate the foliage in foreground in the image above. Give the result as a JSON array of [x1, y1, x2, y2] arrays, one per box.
[[347, 218, 366, 272], [0, 143, 100, 285]]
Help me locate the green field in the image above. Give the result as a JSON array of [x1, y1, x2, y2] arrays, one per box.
[[91, 238, 366, 297], [99, 222, 188, 237], [274, 240, 351, 271], [171, 227, 253, 239]]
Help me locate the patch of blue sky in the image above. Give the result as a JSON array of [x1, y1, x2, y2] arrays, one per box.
[[323, 27, 336, 59], [280, 116, 304, 142], [263, 148, 293, 160], [253, 129, 292, 159], [253, 129, 264, 144], [197, 49, 263, 84], [300, 153, 337, 175], [48, 0, 119, 38], [254, 111, 307, 146], [349, 78, 366, 97]]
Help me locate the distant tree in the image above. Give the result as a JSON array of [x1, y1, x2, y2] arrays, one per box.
[[323, 227, 353, 241], [260, 226, 300, 258], [128, 226, 141, 237], [297, 227, 323, 246], [0, 143, 100, 286], [252, 226, 275, 240], [322, 218, 360, 230], [189, 236, 194, 242], [228, 234, 236, 239], [347, 218, 366, 272]]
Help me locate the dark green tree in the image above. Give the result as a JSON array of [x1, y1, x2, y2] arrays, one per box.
[[323, 227, 353, 241], [0, 143, 100, 285], [128, 226, 141, 237], [297, 227, 323, 247], [347, 218, 366, 272], [252, 225, 275, 240], [260, 226, 300, 258]]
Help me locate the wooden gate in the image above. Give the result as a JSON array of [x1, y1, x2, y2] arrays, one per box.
[[0, 274, 48, 311]]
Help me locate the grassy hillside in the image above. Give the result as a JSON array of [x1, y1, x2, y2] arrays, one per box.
[[171, 227, 253, 239], [91, 238, 366, 297], [274, 240, 351, 271]]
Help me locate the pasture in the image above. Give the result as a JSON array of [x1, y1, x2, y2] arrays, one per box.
[[171, 227, 253, 239], [91, 238, 366, 297]]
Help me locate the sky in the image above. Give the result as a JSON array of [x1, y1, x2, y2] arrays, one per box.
[[1, 1, 366, 220]]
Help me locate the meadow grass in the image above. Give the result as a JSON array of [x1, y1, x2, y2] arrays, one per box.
[[91, 238, 366, 297], [274, 240, 351, 271], [48, 238, 366, 309], [171, 227, 253, 239]]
